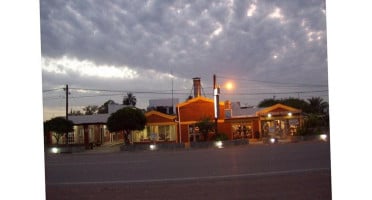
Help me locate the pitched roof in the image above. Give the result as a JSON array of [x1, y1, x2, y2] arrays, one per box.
[[145, 110, 176, 120], [176, 96, 223, 108], [68, 114, 109, 125], [256, 103, 301, 116], [68, 104, 126, 125]]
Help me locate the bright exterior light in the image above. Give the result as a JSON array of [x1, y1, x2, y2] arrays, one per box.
[[149, 144, 157, 150], [215, 141, 223, 148], [268, 113, 272, 118], [51, 147, 59, 154], [270, 138, 276, 144], [225, 82, 234, 90], [320, 134, 327, 141], [288, 112, 292, 116]]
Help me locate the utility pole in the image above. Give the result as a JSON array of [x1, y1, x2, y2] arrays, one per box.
[[213, 74, 220, 135], [65, 84, 69, 145], [65, 84, 69, 120]]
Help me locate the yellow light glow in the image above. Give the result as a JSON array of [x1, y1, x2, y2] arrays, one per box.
[[225, 82, 234, 90]]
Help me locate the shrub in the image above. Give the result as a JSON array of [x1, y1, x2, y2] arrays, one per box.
[[215, 133, 228, 141]]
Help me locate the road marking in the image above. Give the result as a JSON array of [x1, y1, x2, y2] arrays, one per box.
[[46, 160, 148, 166], [46, 167, 330, 185]]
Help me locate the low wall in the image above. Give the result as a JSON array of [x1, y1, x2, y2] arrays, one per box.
[[288, 134, 329, 143], [120, 139, 249, 152], [121, 143, 185, 152]]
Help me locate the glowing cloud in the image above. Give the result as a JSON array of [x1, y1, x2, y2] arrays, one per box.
[[41, 56, 139, 79], [268, 7, 286, 23], [247, 4, 257, 17]]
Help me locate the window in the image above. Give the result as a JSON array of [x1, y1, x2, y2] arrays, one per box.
[[132, 125, 176, 142], [188, 124, 201, 142], [78, 129, 84, 144], [68, 132, 74, 144], [232, 122, 252, 139]]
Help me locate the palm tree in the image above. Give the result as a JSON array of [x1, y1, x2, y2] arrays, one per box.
[[307, 97, 328, 115], [123, 92, 137, 106]]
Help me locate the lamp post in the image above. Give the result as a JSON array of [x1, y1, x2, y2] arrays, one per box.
[[213, 74, 220, 135]]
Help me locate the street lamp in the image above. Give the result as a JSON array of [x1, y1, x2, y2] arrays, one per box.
[[225, 82, 234, 90], [213, 74, 220, 135]]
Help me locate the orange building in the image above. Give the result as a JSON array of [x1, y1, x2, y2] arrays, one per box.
[[224, 103, 303, 140], [135, 77, 304, 144], [176, 96, 229, 143]]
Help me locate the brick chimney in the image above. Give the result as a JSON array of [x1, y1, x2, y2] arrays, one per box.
[[192, 77, 202, 98]]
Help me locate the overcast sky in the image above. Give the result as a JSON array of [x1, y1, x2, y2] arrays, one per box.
[[40, 0, 328, 120]]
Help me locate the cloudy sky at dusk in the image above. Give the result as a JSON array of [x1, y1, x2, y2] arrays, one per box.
[[5, 2, 372, 199], [40, 0, 328, 120]]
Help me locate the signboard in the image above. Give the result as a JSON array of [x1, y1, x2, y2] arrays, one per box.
[[289, 119, 299, 126], [150, 133, 157, 141], [269, 127, 275, 133]]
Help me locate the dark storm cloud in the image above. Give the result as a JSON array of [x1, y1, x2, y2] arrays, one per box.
[[41, 0, 328, 118]]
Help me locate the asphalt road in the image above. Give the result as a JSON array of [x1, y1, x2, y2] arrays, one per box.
[[45, 142, 332, 200]]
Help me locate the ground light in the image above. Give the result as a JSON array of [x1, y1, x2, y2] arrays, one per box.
[[215, 141, 224, 148], [269, 138, 278, 144], [51, 147, 59, 154], [149, 144, 157, 151], [319, 134, 328, 142]]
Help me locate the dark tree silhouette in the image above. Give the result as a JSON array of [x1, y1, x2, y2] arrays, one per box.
[[258, 97, 309, 112], [257, 98, 280, 107], [307, 97, 329, 114], [195, 117, 215, 141], [106, 107, 146, 145], [44, 117, 73, 144], [83, 105, 98, 115], [123, 92, 137, 106]]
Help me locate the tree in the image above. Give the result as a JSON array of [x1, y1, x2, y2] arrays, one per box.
[[106, 107, 146, 145], [258, 97, 309, 111], [195, 117, 215, 141], [307, 97, 329, 131], [70, 110, 83, 116], [123, 92, 137, 106], [280, 98, 309, 112], [257, 98, 279, 107], [44, 117, 73, 145], [307, 97, 329, 115], [83, 105, 98, 115], [98, 100, 117, 114]]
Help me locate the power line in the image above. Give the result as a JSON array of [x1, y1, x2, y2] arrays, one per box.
[[226, 90, 329, 96], [42, 87, 64, 93], [217, 75, 328, 88]]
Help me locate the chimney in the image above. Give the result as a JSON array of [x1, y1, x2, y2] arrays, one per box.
[[224, 100, 232, 109], [192, 77, 202, 98]]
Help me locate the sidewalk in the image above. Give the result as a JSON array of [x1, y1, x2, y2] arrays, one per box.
[[81, 141, 122, 154]]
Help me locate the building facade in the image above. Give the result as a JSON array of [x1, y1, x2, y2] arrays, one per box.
[[46, 79, 304, 147]]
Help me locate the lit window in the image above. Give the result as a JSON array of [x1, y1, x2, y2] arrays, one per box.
[[68, 132, 74, 144]]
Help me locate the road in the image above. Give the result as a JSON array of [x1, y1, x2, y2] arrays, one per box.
[[45, 142, 332, 200]]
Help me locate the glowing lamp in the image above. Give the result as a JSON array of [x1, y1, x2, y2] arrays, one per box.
[[215, 141, 223, 148], [51, 147, 59, 154], [149, 144, 157, 150], [320, 134, 327, 141]]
